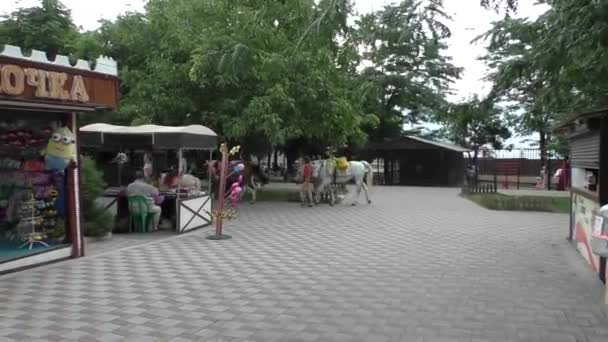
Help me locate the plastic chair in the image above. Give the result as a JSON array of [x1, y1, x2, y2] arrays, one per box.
[[127, 195, 151, 233]]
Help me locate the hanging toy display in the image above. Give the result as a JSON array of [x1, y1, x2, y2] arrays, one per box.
[[232, 163, 245, 175], [206, 144, 241, 240], [111, 152, 129, 165], [43, 126, 76, 171], [229, 175, 243, 208]]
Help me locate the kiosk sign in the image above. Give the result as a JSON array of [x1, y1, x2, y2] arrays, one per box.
[[0, 64, 89, 103]]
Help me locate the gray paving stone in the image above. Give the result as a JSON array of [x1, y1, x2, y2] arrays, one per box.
[[0, 187, 607, 341]]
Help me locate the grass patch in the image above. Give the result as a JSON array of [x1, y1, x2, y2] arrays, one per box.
[[464, 193, 570, 213], [255, 189, 300, 202]]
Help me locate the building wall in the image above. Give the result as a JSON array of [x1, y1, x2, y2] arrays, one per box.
[[572, 167, 588, 189], [572, 191, 601, 275], [384, 149, 464, 187], [571, 132, 600, 169]]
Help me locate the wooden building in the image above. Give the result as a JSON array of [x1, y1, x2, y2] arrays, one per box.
[[555, 109, 608, 290], [367, 136, 469, 187]]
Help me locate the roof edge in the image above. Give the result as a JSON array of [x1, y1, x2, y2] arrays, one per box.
[[553, 108, 608, 132]]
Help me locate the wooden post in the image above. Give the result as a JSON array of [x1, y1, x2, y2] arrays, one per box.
[[208, 150, 213, 195], [68, 112, 83, 257], [207, 144, 234, 240], [598, 117, 608, 283], [517, 167, 521, 190], [215, 149, 228, 238]]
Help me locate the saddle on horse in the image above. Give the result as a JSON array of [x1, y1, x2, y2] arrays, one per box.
[[331, 157, 349, 183]]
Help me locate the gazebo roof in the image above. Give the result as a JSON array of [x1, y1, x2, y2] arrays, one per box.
[[80, 123, 218, 150], [368, 136, 470, 153]]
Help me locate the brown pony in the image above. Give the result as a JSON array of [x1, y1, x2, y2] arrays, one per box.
[[208, 160, 269, 204]]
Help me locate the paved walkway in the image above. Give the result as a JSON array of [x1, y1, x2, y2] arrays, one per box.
[[1, 187, 607, 342]]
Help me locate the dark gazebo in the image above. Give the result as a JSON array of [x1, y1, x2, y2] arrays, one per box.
[[367, 136, 469, 187]]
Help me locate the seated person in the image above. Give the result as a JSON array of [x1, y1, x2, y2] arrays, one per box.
[[160, 168, 181, 188], [126, 171, 162, 231]]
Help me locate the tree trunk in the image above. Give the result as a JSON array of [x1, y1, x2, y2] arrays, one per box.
[[267, 151, 271, 169], [472, 148, 479, 186], [273, 149, 279, 168], [284, 142, 299, 181], [539, 130, 549, 190]]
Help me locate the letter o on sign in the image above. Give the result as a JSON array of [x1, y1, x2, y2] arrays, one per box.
[[1, 65, 25, 95]]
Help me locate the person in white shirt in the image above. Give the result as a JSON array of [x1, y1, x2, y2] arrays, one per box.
[[126, 171, 162, 231], [143, 152, 153, 182]]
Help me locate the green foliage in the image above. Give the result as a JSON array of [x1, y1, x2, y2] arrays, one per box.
[[478, 0, 608, 156], [48, 218, 65, 239], [79, 157, 111, 237], [93, 0, 370, 152], [355, 0, 462, 142], [479, 0, 518, 13], [437, 96, 511, 156], [476, 16, 560, 157], [0, 0, 79, 58], [465, 193, 570, 214], [80, 157, 106, 217], [1, 0, 479, 156], [83, 204, 113, 237]]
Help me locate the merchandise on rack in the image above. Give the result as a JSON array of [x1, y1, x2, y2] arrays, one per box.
[[0, 119, 65, 244]]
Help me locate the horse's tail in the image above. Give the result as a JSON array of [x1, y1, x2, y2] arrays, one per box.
[[361, 161, 373, 190]]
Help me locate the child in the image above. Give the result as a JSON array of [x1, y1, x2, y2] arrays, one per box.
[[300, 157, 314, 207]]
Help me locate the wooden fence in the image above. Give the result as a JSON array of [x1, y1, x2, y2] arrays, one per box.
[[461, 174, 497, 194]]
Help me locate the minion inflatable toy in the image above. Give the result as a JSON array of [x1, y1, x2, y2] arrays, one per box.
[[44, 127, 76, 171]]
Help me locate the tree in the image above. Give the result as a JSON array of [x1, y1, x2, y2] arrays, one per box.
[[355, 0, 462, 142], [479, 0, 518, 13], [0, 0, 79, 59], [476, 17, 557, 168], [477, 0, 608, 166], [438, 96, 511, 162], [94, 0, 373, 164]]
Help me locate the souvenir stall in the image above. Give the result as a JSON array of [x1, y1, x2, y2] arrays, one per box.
[[79, 123, 217, 233], [555, 109, 608, 304], [0, 45, 119, 273]]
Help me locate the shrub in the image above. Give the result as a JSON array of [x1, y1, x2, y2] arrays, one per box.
[[80, 156, 106, 220], [83, 204, 113, 237], [79, 156, 112, 237]]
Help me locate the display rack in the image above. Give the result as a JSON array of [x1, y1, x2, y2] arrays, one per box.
[[17, 199, 48, 250]]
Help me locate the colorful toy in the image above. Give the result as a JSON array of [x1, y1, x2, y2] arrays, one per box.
[[229, 175, 244, 208], [43, 127, 76, 171], [231, 163, 244, 175], [206, 143, 241, 240]]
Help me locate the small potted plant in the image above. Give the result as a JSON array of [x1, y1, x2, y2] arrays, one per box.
[[48, 218, 66, 244], [84, 205, 113, 241]]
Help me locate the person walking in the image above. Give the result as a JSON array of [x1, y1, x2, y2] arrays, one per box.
[[300, 157, 314, 207], [557, 156, 571, 191]]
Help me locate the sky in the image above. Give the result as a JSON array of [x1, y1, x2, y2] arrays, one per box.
[[1, 0, 550, 147]]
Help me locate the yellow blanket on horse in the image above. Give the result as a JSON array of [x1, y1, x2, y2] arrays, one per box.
[[336, 157, 348, 171]]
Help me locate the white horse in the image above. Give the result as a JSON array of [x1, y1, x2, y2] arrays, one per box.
[[179, 174, 202, 190], [312, 159, 373, 206]]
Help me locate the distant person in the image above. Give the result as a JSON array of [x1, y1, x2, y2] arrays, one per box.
[[557, 156, 571, 191], [143, 152, 153, 182], [161, 167, 180, 187], [300, 157, 314, 207], [126, 171, 162, 231]]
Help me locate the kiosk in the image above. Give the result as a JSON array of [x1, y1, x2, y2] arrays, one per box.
[[79, 123, 217, 233], [0, 45, 118, 273]]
